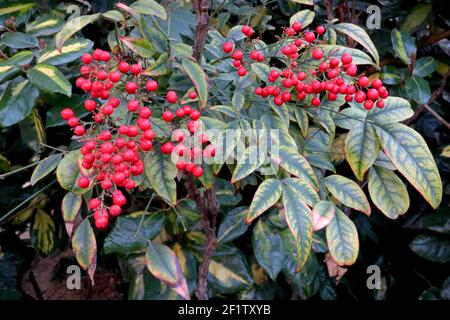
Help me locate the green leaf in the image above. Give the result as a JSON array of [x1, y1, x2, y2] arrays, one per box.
[[102, 10, 123, 22], [246, 179, 282, 224], [289, 9, 315, 28], [208, 249, 253, 294], [409, 234, 450, 263], [56, 150, 92, 194], [324, 175, 371, 215], [334, 107, 367, 130], [181, 59, 208, 110], [390, 29, 417, 65], [0, 78, 40, 127], [30, 153, 63, 186], [272, 146, 318, 189], [61, 192, 82, 237], [413, 57, 438, 77], [104, 211, 165, 254], [318, 45, 375, 66], [312, 201, 336, 231], [231, 146, 265, 183], [332, 23, 379, 67], [55, 13, 100, 50], [252, 220, 284, 281], [144, 151, 177, 205], [130, 0, 167, 20], [1, 32, 39, 49], [38, 39, 93, 66], [405, 76, 431, 105], [380, 65, 408, 85], [326, 208, 359, 266], [345, 121, 379, 180], [366, 96, 413, 124], [400, 3, 433, 33], [281, 178, 320, 207], [217, 206, 249, 243], [145, 242, 190, 300], [0, 2, 35, 16], [120, 36, 155, 58], [0, 51, 33, 84], [28, 64, 72, 96], [294, 108, 308, 137], [31, 209, 56, 255], [72, 218, 97, 272], [282, 182, 313, 271], [373, 123, 442, 209], [251, 62, 271, 81], [368, 166, 409, 219], [26, 14, 64, 36], [45, 95, 89, 128]]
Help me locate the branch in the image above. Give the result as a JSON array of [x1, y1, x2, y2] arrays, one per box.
[[192, 0, 211, 62]]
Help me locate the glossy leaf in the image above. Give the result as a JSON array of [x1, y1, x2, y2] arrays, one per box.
[[251, 62, 271, 81], [282, 182, 313, 271], [318, 45, 375, 66], [28, 64, 72, 96], [413, 57, 438, 77], [231, 146, 265, 183], [144, 152, 177, 205], [324, 175, 371, 215], [56, 150, 92, 194], [0, 78, 39, 127], [30, 153, 63, 186], [26, 14, 64, 36], [120, 36, 155, 58], [281, 178, 320, 207], [61, 192, 82, 237], [252, 220, 284, 281], [31, 209, 56, 255], [326, 208, 359, 266], [55, 13, 101, 50], [374, 123, 442, 209], [405, 76, 431, 105], [181, 59, 208, 110], [145, 242, 190, 300], [72, 218, 97, 275], [391, 29, 417, 65], [334, 107, 366, 130], [332, 23, 379, 67], [38, 39, 93, 66], [366, 96, 413, 124], [289, 9, 315, 28], [130, 0, 167, 20], [217, 206, 249, 243], [345, 121, 379, 180], [400, 3, 433, 33], [312, 201, 336, 231], [368, 166, 409, 219], [104, 211, 165, 254], [410, 234, 450, 263], [246, 179, 282, 224], [1, 32, 39, 49]]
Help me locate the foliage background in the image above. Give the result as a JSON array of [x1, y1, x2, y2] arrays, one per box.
[[0, 0, 449, 300]]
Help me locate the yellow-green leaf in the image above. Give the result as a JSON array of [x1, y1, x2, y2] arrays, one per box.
[[326, 208, 359, 266], [400, 3, 433, 33], [0, 2, 35, 16], [318, 45, 375, 66], [61, 192, 82, 237], [373, 123, 442, 209], [324, 174, 371, 215], [312, 201, 336, 231], [145, 242, 190, 300], [55, 13, 100, 50], [38, 39, 93, 66], [231, 146, 265, 183], [345, 121, 379, 180], [281, 178, 320, 207], [32, 209, 56, 255], [413, 57, 438, 77], [391, 29, 417, 65], [130, 0, 167, 20], [332, 23, 380, 67], [120, 36, 155, 58], [368, 166, 409, 219], [144, 151, 177, 205], [26, 15, 64, 36], [181, 59, 208, 110], [246, 178, 282, 223], [56, 150, 92, 194], [366, 96, 413, 124], [72, 218, 97, 272], [405, 76, 431, 105], [282, 182, 313, 271], [28, 64, 72, 96]]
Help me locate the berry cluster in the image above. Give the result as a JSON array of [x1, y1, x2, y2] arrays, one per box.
[[223, 23, 388, 109], [60, 49, 214, 229]]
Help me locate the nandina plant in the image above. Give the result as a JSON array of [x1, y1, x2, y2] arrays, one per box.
[[28, 2, 442, 300]]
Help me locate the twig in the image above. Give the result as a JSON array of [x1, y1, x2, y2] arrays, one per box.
[[325, 0, 334, 22], [192, 0, 212, 62]]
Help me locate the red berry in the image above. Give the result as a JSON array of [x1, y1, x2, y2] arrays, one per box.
[[371, 79, 383, 89], [172, 129, 185, 142], [95, 216, 109, 229], [354, 91, 366, 103], [127, 125, 139, 137], [233, 60, 241, 68], [74, 125, 85, 136], [176, 108, 185, 117], [341, 53, 352, 65], [125, 82, 138, 94], [311, 97, 321, 107], [97, 70, 108, 81], [100, 51, 110, 62], [145, 80, 158, 92], [124, 179, 136, 189], [166, 90, 178, 103], [161, 142, 174, 154], [190, 110, 201, 120], [176, 160, 185, 170], [109, 205, 122, 217], [101, 179, 113, 190], [232, 50, 243, 60], [358, 76, 370, 88], [109, 97, 120, 108], [109, 71, 121, 83], [118, 61, 130, 73], [84, 100, 97, 112], [312, 48, 323, 60], [67, 117, 79, 127], [130, 64, 142, 75], [81, 53, 92, 64], [316, 25, 326, 35], [364, 100, 374, 110], [139, 107, 152, 118], [89, 198, 101, 210], [101, 104, 114, 116], [182, 105, 192, 115], [78, 176, 90, 188], [237, 66, 247, 76], [367, 88, 379, 101], [377, 100, 385, 108], [143, 129, 155, 140], [61, 108, 74, 120], [127, 100, 140, 112], [223, 42, 234, 53], [140, 139, 153, 151], [192, 166, 203, 177], [292, 22, 302, 32], [189, 91, 197, 99], [162, 110, 174, 122], [304, 32, 316, 43]]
